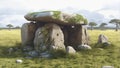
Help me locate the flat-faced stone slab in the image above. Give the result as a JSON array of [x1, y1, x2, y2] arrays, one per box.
[[34, 23, 65, 52], [21, 22, 37, 46], [24, 11, 88, 25]]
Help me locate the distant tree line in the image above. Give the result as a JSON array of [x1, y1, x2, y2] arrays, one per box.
[[1, 19, 120, 31], [88, 19, 120, 31], [6, 24, 21, 30], [109, 19, 120, 31], [0, 24, 21, 30]]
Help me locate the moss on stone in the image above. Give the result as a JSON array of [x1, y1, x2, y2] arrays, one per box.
[[65, 14, 87, 24], [52, 11, 61, 19], [84, 19, 88, 24], [26, 11, 88, 24]]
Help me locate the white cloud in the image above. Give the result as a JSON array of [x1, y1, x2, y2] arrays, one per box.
[[98, 10, 120, 19], [1, 0, 119, 11], [97, 1, 120, 19], [0, 0, 120, 27], [20, 0, 119, 11], [0, 15, 27, 27]]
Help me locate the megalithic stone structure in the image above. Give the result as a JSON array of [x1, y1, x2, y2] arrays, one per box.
[[21, 11, 90, 52]]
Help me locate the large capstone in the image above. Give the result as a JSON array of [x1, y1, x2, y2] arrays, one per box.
[[34, 23, 65, 52], [24, 11, 88, 25], [21, 22, 37, 46]]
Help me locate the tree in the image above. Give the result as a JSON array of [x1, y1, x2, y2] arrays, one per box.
[[15, 26, 21, 29], [6, 24, 13, 30], [99, 23, 107, 30], [89, 22, 97, 30], [109, 19, 120, 31]]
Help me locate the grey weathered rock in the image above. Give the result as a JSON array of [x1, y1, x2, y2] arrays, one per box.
[[27, 51, 38, 57], [23, 46, 33, 52], [66, 46, 76, 54], [97, 34, 111, 47], [98, 34, 108, 44], [40, 51, 51, 58], [78, 44, 92, 50], [34, 26, 48, 52], [8, 48, 14, 55], [24, 11, 88, 25], [50, 45, 57, 51], [16, 59, 23, 63], [49, 23, 65, 51], [34, 23, 65, 52], [81, 26, 90, 45], [21, 22, 37, 46]]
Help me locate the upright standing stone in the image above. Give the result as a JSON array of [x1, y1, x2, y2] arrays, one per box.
[[34, 26, 48, 52], [63, 25, 89, 50], [97, 34, 110, 47], [24, 11, 88, 25], [34, 23, 65, 52], [98, 34, 108, 44], [81, 26, 90, 45], [21, 22, 37, 46], [50, 23, 65, 51]]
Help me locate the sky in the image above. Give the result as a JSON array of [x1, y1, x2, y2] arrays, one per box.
[[0, 0, 120, 27]]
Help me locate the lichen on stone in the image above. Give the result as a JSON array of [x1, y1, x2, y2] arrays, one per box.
[[84, 19, 88, 24], [65, 14, 87, 24], [52, 11, 61, 19], [25, 11, 88, 25]]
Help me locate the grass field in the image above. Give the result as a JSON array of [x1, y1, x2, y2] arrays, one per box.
[[0, 29, 120, 68]]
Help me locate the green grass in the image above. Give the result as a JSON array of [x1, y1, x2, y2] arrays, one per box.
[[0, 29, 120, 68]]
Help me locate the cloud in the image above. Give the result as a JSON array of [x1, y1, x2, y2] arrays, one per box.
[[101, 5, 120, 11], [0, 15, 27, 27], [98, 10, 120, 19], [0, 8, 28, 15], [76, 10, 107, 23], [96, 0, 120, 19], [0, 0, 120, 27], [2, 0, 118, 11], [74, 10, 116, 27]]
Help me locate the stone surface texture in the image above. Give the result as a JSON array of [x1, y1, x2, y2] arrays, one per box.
[[21, 22, 37, 46], [34, 23, 65, 52], [66, 46, 76, 54]]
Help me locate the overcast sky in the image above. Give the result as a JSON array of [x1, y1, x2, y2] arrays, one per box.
[[0, 0, 120, 27]]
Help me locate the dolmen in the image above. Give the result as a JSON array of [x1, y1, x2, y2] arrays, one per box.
[[21, 11, 90, 54]]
